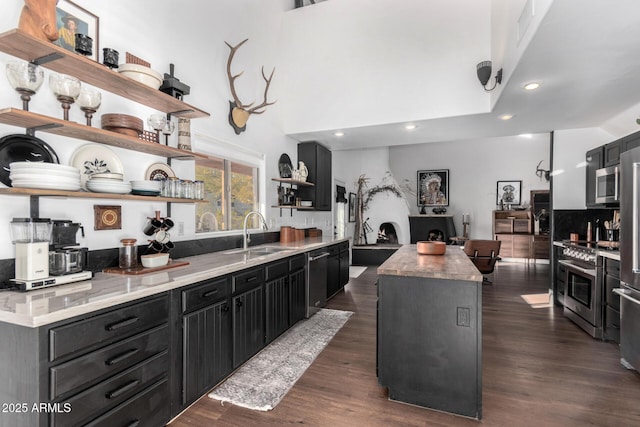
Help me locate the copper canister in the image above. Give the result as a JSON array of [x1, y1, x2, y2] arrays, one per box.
[[280, 226, 294, 243], [295, 228, 305, 241]]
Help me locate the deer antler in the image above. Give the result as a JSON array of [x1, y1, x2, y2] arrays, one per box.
[[225, 39, 253, 109], [247, 67, 276, 114]]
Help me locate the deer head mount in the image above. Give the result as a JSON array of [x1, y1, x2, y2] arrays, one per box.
[[225, 39, 276, 135]]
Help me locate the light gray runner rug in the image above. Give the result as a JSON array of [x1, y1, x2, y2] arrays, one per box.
[[208, 308, 353, 411]]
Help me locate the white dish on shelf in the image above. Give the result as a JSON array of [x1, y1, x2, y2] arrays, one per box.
[[70, 144, 124, 190], [118, 63, 163, 90], [10, 162, 79, 174], [91, 172, 123, 181], [11, 178, 81, 191], [145, 163, 176, 181], [130, 180, 162, 191], [300, 201, 313, 207], [86, 180, 131, 194]]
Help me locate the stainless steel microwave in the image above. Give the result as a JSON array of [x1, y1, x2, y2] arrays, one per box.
[[595, 165, 619, 204]]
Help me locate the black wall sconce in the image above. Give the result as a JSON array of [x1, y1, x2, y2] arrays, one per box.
[[476, 61, 503, 91]]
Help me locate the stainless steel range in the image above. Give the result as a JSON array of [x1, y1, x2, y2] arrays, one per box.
[[559, 241, 603, 338]]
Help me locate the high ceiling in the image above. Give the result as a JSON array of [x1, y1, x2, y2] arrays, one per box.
[[287, 1, 640, 150]]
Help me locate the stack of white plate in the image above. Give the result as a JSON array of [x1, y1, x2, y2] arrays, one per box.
[[9, 162, 81, 191], [130, 180, 162, 196], [87, 177, 132, 194]]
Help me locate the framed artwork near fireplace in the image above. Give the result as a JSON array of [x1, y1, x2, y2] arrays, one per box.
[[417, 169, 449, 207], [348, 192, 356, 222], [496, 180, 522, 205]]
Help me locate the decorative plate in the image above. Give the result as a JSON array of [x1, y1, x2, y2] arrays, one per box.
[[70, 144, 124, 190], [0, 134, 59, 187], [278, 153, 292, 178], [145, 162, 176, 181]]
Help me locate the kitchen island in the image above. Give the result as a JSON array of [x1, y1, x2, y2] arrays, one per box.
[[377, 244, 483, 419]]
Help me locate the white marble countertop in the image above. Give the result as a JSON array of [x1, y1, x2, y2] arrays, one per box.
[[0, 237, 348, 328], [377, 244, 483, 282]]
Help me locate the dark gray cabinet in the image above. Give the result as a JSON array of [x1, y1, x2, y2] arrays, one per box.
[[289, 254, 307, 326], [377, 273, 482, 419], [0, 294, 171, 427], [622, 129, 640, 152], [585, 146, 604, 207], [554, 245, 567, 307], [181, 277, 232, 407], [297, 141, 332, 211], [265, 260, 290, 343], [327, 241, 350, 300], [232, 267, 265, 368], [603, 257, 621, 343], [339, 241, 350, 288], [604, 139, 622, 167]]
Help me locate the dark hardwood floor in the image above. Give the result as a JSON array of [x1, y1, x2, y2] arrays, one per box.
[[170, 262, 640, 427]]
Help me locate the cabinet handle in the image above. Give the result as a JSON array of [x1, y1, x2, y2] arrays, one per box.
[[105, 316, 139, 331], [125, 420, 140, 427], [105, 348, 139, 366], [222, 304, 230, 312], [246, 276, 258, 282], [105, 379, 140, 399], [203, 289, 218, 298], [236, 299, 243, 308]]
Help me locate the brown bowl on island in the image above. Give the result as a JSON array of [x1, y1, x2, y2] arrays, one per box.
[[416, 241, 446, 255]]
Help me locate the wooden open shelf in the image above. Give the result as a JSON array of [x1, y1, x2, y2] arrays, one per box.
[[271, 205, 314, 210], [0, 29, 209, 119], [271, 178, 314, 186], [0, 108, 210, 160], [0, 187, 207, 203]]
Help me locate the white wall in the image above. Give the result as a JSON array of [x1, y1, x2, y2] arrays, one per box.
[[552, 127, 613, 209], [279, 0, 493, 134], [333, 147, 411, 244], [388, 134, 550, 240], [0, 0, 309, 260]]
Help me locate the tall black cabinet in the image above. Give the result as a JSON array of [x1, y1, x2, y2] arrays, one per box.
[[297, 141, 332, 211], [585, 146, 603, 208]]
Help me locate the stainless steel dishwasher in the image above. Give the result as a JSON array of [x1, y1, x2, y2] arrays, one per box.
[[307, 249, 330, 317]]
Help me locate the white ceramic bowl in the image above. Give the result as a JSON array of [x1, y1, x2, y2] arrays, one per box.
[[130, 180, 162, 191], [141, 253, 169, 268], [118, 63, 163, 89]]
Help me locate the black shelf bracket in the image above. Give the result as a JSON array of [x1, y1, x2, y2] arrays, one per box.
[[26, 123, 63, 137], [31, 52, 64, 66]]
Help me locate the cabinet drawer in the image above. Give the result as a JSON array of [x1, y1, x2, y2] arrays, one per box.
[[339, 241, 349, 251], [327, 244, 340, 256], [289, 254, 306, 271], [51, 351, 168, 427], [84, 377, 170, 427], [50, 325, 168, 400], [265, 260, 288, 281], [494, 220, 512, 234], [513, 219, 530, 233], [182, 277, 230, 314], [49, 295, 168, 362], [233, 268, 264, 294]]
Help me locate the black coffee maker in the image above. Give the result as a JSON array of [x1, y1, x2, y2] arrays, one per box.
[[49, 220, 88, 276]]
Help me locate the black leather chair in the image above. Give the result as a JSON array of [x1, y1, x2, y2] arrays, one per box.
[[463, 240, 501, 285]]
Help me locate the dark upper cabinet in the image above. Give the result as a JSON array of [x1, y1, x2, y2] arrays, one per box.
[[622, 129, 640, 153], [297, 141, 332, 211], [603, 139, 621, 167], [585, 146, 603, 207]]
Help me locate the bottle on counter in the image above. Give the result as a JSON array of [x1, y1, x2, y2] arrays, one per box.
[[119, 238, 138, 269]]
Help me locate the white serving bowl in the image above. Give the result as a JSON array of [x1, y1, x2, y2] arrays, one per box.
[[118, 63, 163, 89], [141, 253, 169, 268]]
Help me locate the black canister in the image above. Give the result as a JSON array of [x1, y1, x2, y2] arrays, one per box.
[[74, 34, 93, 56], [103, 48, 119, 69]]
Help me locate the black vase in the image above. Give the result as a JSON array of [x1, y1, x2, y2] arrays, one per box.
[[75, 34, 93, 56], [102, 48, 119, 69]]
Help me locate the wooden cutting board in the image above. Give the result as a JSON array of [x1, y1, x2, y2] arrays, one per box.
[[103, 260, 189, 275]]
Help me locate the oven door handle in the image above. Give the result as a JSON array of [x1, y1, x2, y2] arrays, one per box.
[[613, 288, 640, 306], [558, 260, 596, 277]]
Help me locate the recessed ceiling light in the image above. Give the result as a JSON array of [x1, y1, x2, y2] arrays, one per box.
[[522, 81, 542, 91], [498, 114, 514, 120], [404, 124, 417, 131], [334, 131, 344, 137], [519, 133, 532, 138]]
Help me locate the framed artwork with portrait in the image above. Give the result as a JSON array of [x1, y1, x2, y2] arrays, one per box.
[[348, 192, 356, 222], [417, 170, 449, 207], [496, 180, 522, 205], [55, 0, 100, 61]]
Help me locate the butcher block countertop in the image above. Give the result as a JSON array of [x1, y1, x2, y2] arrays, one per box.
[[377, 244, 483, 282]]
